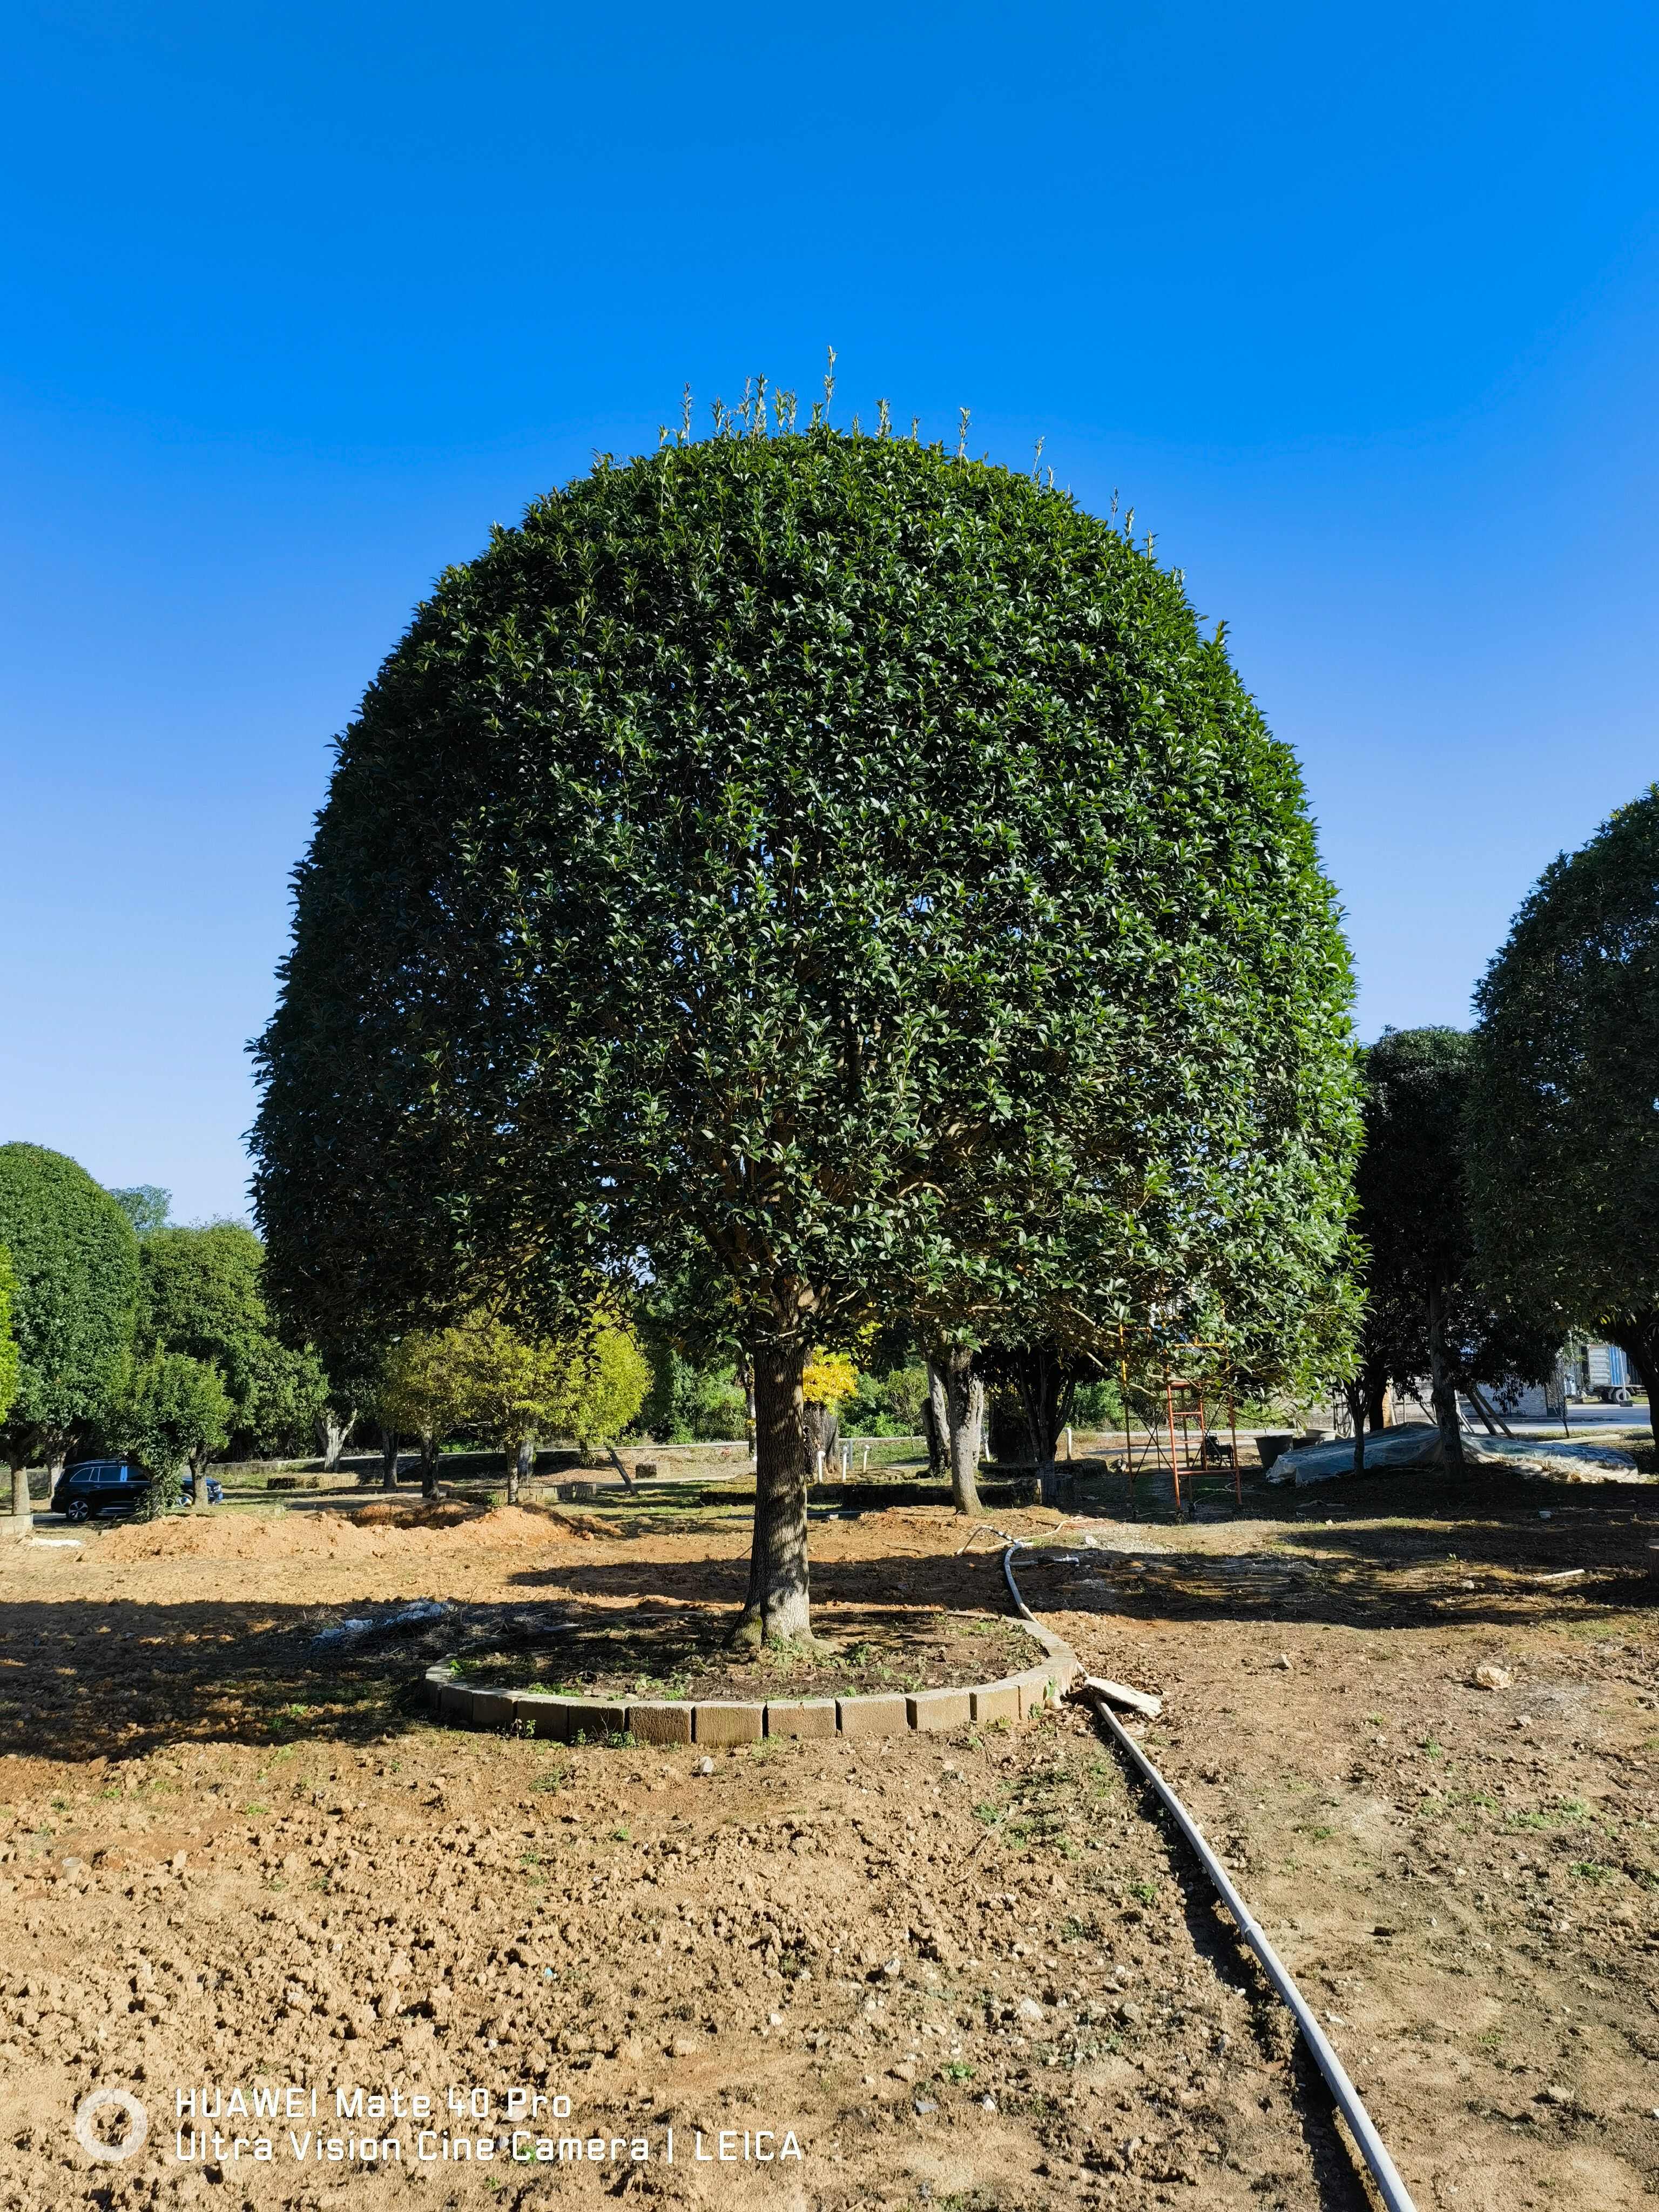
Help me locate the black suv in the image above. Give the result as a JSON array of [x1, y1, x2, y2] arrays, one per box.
[[51, 1460, 223, 1521]]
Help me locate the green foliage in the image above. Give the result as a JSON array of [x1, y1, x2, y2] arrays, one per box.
[[1468, 786, 1659, 1429], [376, 1326, 476, 1454], [0, 1250, 18, 1430], [1354, 1028, 1557, 1409], [1070, 1374, 1127, 1430], [135, 1223, 328, 1457], [109, 1186, 171, 1237], [840, 1364, 929, 1437], [111, 1351, 231, 1497], [254, 422, 1356, 1372], [251, 415, 1358, 1628], [637, 1344, 747, 1442], [388, 1311, 650, 1459], [0, 1144, 139, 1467]]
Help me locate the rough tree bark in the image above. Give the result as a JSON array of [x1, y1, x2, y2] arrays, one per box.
[[738, 1354, 757, 1460], [380, 1424, 400, 1491], [1427, 1279, 1465, 1469], [929, 1348, 982, 1515], [505, 1438, 532, 1507], [802, 1400, 841, 1477], [922, 1369, 949, 1479], [1610, 1318, 1659, 1449], [736, 1336, 813, 1644], [318, 1411, 349, 1473], [8, 1460, 30, 1522]]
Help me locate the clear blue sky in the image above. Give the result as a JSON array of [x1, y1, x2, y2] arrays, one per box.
[[3, 1, 1656, 1222]]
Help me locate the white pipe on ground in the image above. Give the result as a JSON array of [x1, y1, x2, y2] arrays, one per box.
[[1000, 1541, 1418, 2212]]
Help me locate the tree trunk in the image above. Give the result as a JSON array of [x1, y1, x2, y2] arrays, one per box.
[[318, 1412, 347, 1472], [1609, 1317, 1659, 1449], [1464, 1380, 1513, 1437], [1365, 1377, 1390, 1432], [421, 1442, 439, 1500], [802, 1400, 840, 1479], [934, 1345, 982, 1515], [380, 1425, 400, 1490], [191, 1455, 209, 1510], [1345, 1381, 1368, 1474], [1427, 1279, 1464, 1468], [738, 1355, 757, 1460], [922, 1366, 949, 1478], [9, 1462, 30, 1521], [1019, 1370, 1046, 1468], [736, 1338, 812, 1645], [506, 1438, 532, 1508]]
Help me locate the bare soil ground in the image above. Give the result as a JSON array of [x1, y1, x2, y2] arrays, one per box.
[[458, 1595, 1033, 1703], [0, 1465, 1655, 2212]]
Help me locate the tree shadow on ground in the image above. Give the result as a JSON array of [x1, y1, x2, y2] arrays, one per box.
[[5, 1460, 1654, 1768]]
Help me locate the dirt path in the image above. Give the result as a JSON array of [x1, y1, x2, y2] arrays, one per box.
[[0, 1474, 1654, 2210]]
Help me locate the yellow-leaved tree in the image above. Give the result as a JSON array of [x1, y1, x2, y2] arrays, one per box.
[[380, 1313, 649, 1503], [802, 1350, 858, 1476]]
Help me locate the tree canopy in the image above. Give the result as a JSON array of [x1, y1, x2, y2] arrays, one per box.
[[381, 1313, 648, 1501], [252, 412, 1358, 1637], [111, 1351, 231, 1507], [135, 1223, 328, 1458], [0, 1249, 18, 1435], [110, 1185, 172, 1237], [1468, 786, 1659, 1441], [1351, 1027, 1557, 1462], [0, 1143, 139, 1515]]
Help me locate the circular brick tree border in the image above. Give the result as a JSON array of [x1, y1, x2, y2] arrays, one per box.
[[422, 1620, 1080, 1745]]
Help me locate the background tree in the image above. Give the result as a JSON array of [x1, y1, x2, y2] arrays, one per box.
[[1468, 788, 1659, 1444], [109, 1185, 172, 1237], [454, 1313, 648, 1503], [801, 1350, 858, 1474], [110, 1351, 231, 1513], [923, 1340, 986, 1513], [634, 1259, 749, 1444], [376, 1327, 476, 1495], [252, 412, 1358, 1642], [0, 1144, 139, 1517], [1354, 1028, 1559, 1468], [136, 1223, 328, 1459]]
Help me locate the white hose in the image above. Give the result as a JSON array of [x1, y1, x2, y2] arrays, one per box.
[[1001, 1541, 1418, 2212]]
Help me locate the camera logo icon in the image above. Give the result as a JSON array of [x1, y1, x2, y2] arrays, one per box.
[[74, 2087, 149, 2163]]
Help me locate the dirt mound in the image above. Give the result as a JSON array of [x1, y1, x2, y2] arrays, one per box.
[[99, 1501, 576, 1562], [352, 1500, 475, 1528]]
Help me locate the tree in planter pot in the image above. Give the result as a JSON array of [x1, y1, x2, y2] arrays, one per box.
[[1468, 788, 1659, 1443], [0, 1145, 138, 1519], [252, 405, 1358, 1642]]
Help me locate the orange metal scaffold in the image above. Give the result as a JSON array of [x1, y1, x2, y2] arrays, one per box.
[[1116, 1339, 1242, 1513]]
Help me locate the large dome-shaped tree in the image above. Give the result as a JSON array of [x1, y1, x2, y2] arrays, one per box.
[[0, 1143, 139, 1518], [1469, 786, 1659, 1440], [253, 413, 1357, 1640]]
